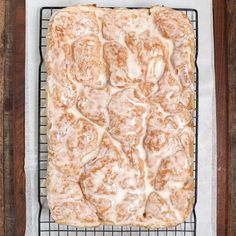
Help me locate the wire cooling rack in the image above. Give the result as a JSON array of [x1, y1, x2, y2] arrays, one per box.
[[38, 6, 199, 236]]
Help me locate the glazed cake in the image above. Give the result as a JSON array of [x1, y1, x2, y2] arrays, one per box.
[[45, 4, 195, 228]]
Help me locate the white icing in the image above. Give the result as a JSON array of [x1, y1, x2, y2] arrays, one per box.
[[127, 50, 142, 79], [146, 58, 165, 80], [46, 5, 195, 228]]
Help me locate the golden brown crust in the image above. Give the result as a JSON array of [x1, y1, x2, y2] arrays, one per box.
[[46, 4, 195, 228]]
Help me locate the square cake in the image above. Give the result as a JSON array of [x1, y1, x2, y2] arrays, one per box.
[[45, 4, 195, 228]]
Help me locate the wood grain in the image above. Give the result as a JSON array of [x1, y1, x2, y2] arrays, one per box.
[[4, 0, 15, 233], [4, 0, 16, 234], [12, 0, 26, 235], [213, 0, 229, 235], [227, 1, 236, 235], [1, 0, 26, 235], [0, 0, 6, 235]]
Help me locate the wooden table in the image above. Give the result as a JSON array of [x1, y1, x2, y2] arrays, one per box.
[[0, 0, 234, 235]]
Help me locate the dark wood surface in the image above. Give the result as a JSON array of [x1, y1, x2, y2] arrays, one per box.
[[214, 0, 236, 235], [214, 0, 236, 236], [4, 0, 15, 234], [213, 0, 229, 235], [13, 0, 26, 235], [227, 1, 236, 236], [0, 0, 6, 235], [0, 0, 26, 235], [0, 0, 235, 235]]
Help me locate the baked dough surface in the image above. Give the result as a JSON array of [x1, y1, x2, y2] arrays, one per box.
[[46, 4, 195, 228]]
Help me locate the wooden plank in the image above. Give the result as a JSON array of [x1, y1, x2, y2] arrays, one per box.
[[0, 0, 6, 235], [227, 1, 236, 235], [12, 0, 26, 235], [213, 0, 229, 235], [3, 0, 26, 235], [4, 0, 15, 234], [4, 0, 16, 233]]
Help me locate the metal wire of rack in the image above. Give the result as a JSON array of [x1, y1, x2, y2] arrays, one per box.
[[38, 6, 199, 236]]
